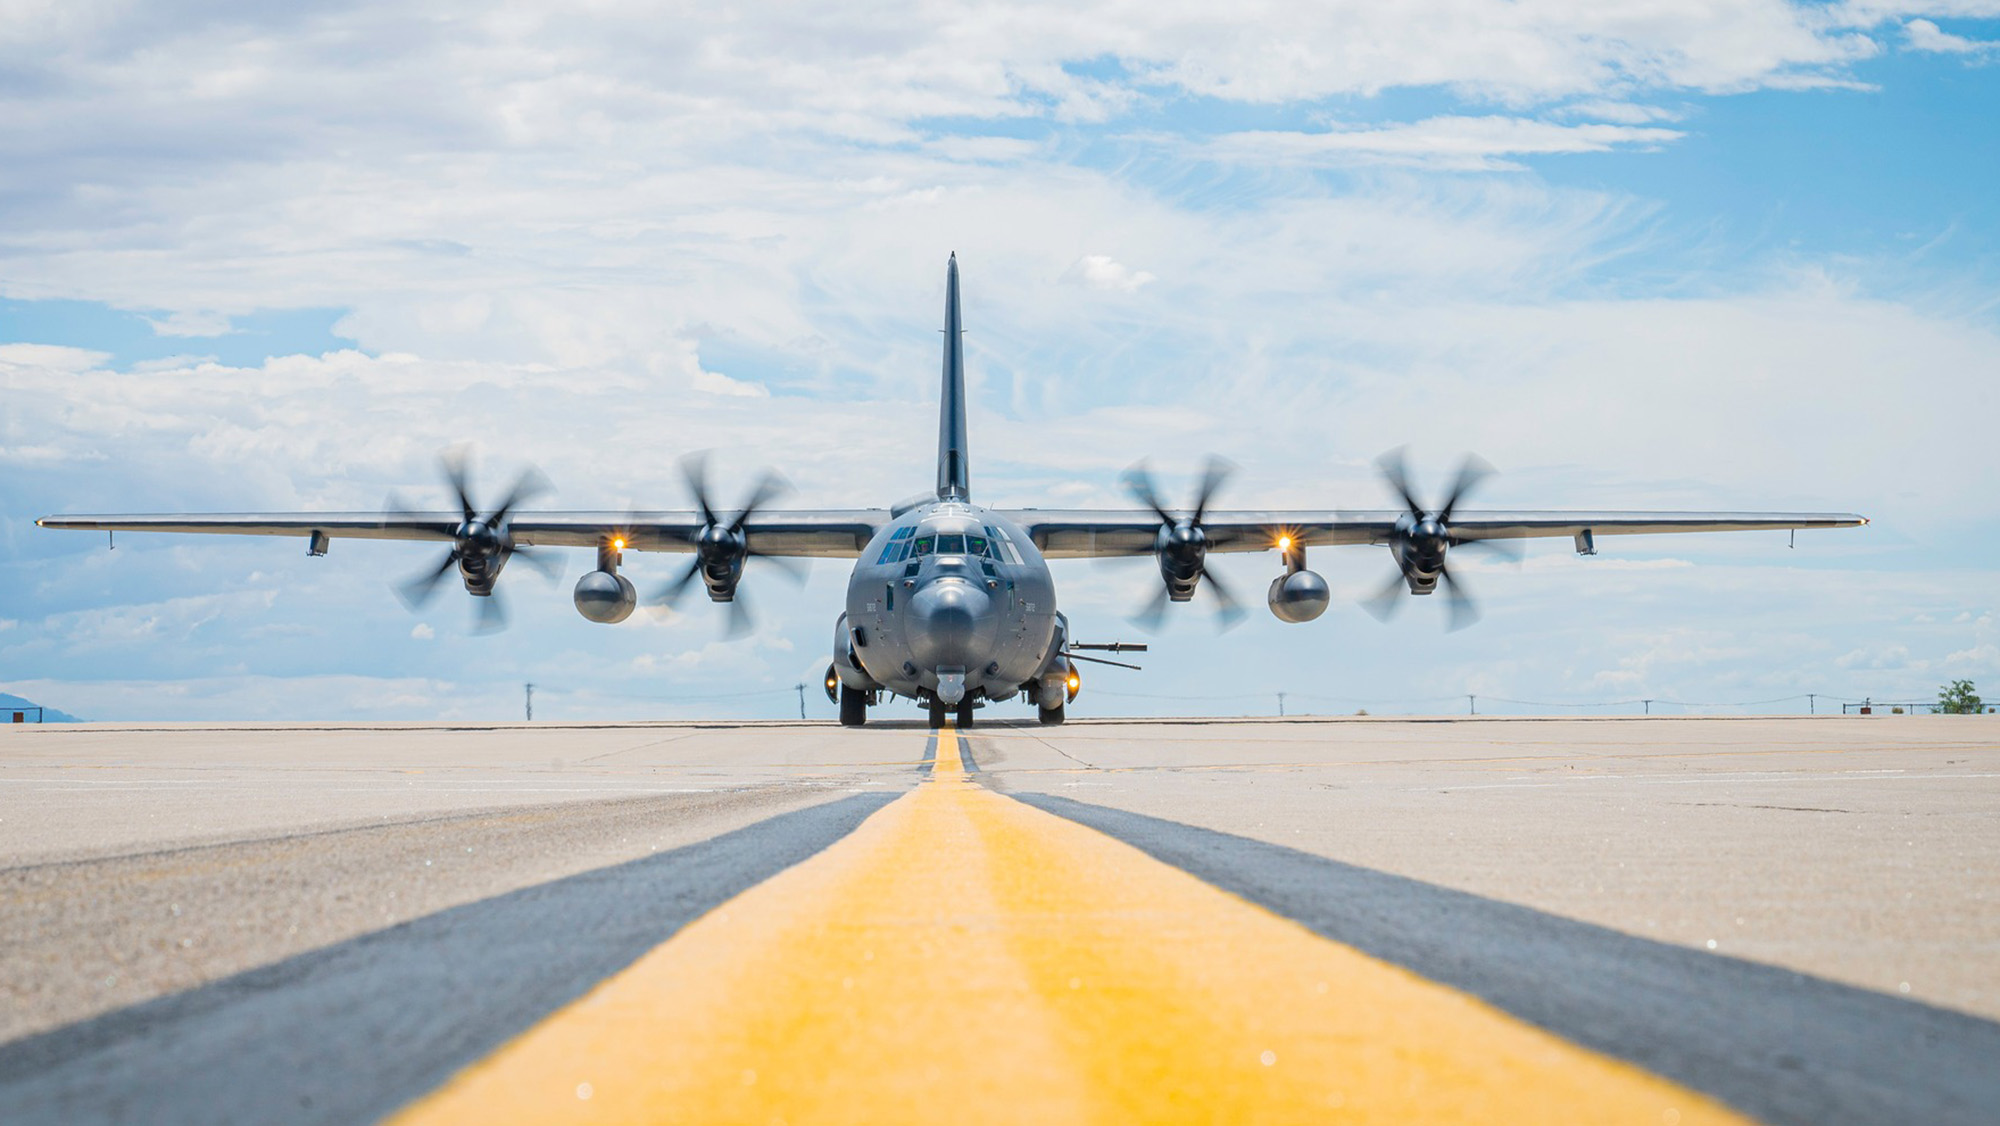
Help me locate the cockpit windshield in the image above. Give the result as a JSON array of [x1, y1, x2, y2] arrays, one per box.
[[904, 529, 998, 562]]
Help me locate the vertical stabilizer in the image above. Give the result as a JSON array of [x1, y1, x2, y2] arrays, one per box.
[[936, 253, 970, 500]]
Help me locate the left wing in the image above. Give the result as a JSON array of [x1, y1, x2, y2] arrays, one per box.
[[35, 510, 886, 558], [1007, 509, 1868, 559]]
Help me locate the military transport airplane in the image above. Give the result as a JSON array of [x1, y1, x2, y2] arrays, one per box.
[[38, 255, 1866, 727]]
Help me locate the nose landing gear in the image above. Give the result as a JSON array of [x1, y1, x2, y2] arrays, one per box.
[[927, 697, 977, 729]]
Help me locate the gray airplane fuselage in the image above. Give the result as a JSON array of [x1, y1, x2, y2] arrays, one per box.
[[836, 501, 1062, 709]]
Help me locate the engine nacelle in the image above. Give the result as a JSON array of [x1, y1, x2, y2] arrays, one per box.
[[1268, 569, 1330, 623], [573, 570, 637, 624], [829, 612, 881, 691]]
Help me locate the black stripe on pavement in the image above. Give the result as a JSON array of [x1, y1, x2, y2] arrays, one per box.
[[0, 793, 896, 1126], [1015, 793, 2000, 1126]]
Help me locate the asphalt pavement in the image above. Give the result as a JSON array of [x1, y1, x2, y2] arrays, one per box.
[[1, 715, 1993, 1123]]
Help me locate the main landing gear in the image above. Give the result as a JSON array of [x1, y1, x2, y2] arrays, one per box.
[[1038, 700, 1065, 726]]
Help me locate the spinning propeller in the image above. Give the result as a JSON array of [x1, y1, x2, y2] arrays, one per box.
[[388, 448, 559, 633], [1122, 456, 1245, 631], [651, 454, 805, 638], [1362, 448, 1519, 631]]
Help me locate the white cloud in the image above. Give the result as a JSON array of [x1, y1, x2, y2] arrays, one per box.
[[1903, 17, 2000, 52], [145, 310, 234, 337], [410, 623, 435, 640], [1201, 117, 1684, 171], [1062, 254, 1156, 292], [1557, 101, 1686, 125], [0, 343, 108, 372]]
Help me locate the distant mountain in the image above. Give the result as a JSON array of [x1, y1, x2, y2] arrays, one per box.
[[0, 692, 82, 723]]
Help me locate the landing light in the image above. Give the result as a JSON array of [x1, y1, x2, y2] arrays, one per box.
[[1067, 674, 1080, 690], [612, 537, 626, 550], [1277, 534, 1292, 552]]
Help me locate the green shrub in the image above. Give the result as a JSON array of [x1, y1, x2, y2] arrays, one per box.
[[1937, 680, 1984, 715]]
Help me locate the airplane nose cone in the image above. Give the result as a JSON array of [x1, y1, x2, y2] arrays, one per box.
[[907, 577, 997, 670]]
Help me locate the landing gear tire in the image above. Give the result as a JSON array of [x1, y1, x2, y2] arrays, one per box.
[[1038, 701, 1066, 726], [955, 699, 975, 729], [838, 686, 868, 727], [928, 701, 947, 729]]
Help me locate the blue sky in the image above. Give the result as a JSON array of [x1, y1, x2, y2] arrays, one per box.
[[3, 2, 1997, 721]]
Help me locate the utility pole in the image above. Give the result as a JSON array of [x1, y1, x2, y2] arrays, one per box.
[[1642, 699, 1652, 715], [1468, 694, 1476, 716], [1808, 693, 1816, 716], [1277, 692, 1287, 717], [794, 682, 807, 720], [524, 683, 534, 722]]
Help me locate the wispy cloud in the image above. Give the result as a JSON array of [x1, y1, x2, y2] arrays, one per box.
[[1200, 117, 1684, 171], [1061, 255, 1156, 292], [1903, 17, 2000, 53]]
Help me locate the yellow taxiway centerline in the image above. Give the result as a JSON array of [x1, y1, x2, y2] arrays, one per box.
[[391, 725, 1749, 1124]]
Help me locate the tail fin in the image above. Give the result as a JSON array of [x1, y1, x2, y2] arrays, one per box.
[[936, 253, 970, 501]]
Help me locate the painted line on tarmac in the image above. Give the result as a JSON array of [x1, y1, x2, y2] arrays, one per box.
[[0, 793, 894, 1126], [392, 727, 1745, 1125], [1015, 793, 2000, 1126]]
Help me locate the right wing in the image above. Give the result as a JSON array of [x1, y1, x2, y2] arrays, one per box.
[[1005, 509, 1868, 559]]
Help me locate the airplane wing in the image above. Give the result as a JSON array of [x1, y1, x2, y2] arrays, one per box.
[[34, 511, 887, 558], [1006, 510, 1868, 559]]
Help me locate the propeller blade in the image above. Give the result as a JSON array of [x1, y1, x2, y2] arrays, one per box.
[[681, 453, 719, 528], [728, 470, 791, 533], [1361, 568, 1409, 623], [1438, 454, 1493, 524], [1375, 447, 1425, 518], [489, 465, 553, 527], [749, 550, 810, 586], [1439, 565, 1481, 631], [1453, 535, 1524, 562], [1199, 563, 1246, 630], [1129, 583, 1171, 632], [381, 492, 457, 540], [723, 593, 755, 640], [397, 549, 460, 610], [651, 557, 704, 608], [1191, 456, 1234, 525], [441, 447, 477, 525], [1121, 462, 1175, 526], [473, 590, 508, 634], [506, 543, 564, 581]]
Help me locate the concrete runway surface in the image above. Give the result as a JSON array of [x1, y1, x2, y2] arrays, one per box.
[[1, 715, 1995, 1123]]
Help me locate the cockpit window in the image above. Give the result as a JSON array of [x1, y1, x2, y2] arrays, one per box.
[[935, 533, 967, 555], [966, 535, 989, 557], [986, 525, 1025, 565], [874, 525, 921, 565], [912, 536, 935, 556]]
